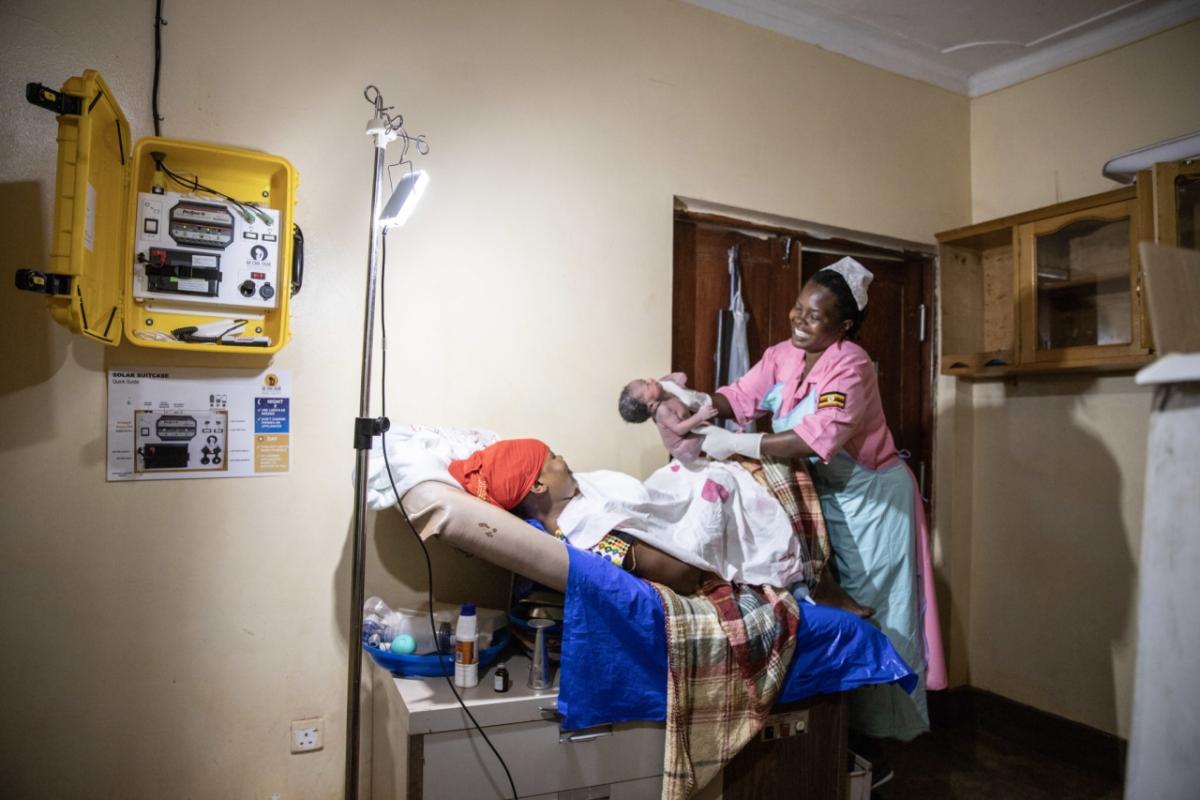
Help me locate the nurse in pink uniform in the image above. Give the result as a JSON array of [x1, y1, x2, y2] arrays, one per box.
[[670, 258, 946, 743]]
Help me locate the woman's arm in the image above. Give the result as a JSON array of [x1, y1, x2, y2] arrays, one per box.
[[627, 541, 706, 595], [758, 430, 817, 460], [708, 391, 736, 420]]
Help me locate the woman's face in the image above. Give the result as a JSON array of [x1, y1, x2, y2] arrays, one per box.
[[788, 282, 851, 352], [536, 451, 577, 500]]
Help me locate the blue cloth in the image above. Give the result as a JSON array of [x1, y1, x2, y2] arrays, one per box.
[[556, 546, 916, 731]]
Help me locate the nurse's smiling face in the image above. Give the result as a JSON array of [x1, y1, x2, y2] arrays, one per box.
[[789, 283, 852, 353]]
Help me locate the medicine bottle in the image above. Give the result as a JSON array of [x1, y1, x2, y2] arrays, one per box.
[[454, 603, 479, 688], [493, 664, 510, 693]]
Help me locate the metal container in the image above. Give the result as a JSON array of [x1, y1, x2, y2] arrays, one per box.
[[527, 618, 555, 690]]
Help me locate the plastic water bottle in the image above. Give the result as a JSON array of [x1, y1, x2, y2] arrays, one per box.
[[454, 603, 479, 688], [363, 597, 447, 654], [362, 615, 385, 648]]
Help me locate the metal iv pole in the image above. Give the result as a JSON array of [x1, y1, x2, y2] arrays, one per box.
[[344, 101, 396, 800]]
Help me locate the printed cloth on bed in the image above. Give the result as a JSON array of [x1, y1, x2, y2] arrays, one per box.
[[556, 546, 917, 732], [653, 577, 800, 800], [738, 455, 831, 587], [526, 517, 634, 569]]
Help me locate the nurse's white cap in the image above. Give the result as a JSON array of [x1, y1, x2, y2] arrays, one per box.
[[820, 257, 873, 310]]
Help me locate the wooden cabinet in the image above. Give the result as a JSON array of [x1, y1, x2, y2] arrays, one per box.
[[1016, 196, 1150, 368], [937, 183, 1155, 377]]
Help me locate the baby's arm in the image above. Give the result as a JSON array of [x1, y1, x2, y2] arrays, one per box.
[[656, 399, 718, 436], [661, 372, 689, 387]]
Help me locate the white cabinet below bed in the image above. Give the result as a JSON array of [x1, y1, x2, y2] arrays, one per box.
[[370, 652, 848, 799], [421, 718, 665, 797], [371, 653, 666, 799]]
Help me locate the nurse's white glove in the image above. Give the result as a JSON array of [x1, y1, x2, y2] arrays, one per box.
[[700, 426, 763, 461], [660, 380, 712, 411]]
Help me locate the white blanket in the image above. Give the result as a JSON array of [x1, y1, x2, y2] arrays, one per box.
[[557, 462, 806, 587], [365, 424, 499, 510]]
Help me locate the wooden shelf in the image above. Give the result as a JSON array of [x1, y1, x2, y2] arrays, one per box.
[[942, 352, 1154, 379], [1037, 273, 1127, 292]]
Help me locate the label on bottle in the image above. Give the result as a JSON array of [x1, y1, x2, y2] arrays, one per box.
[[455, 638, 477, 665]]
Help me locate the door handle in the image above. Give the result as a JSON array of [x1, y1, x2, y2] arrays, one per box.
[[560, 725, 613, 743]]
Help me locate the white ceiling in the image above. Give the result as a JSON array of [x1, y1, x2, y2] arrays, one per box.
[[682, 0, 1200, 95]]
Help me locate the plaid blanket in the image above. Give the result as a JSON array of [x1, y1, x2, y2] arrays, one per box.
[[737, 456, 831, 588], [653, 577, 801, 800]]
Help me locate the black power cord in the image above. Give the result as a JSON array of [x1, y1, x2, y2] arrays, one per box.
[[150, 152, 261, 225], [153, 0, 165, 136], [378, 230, 521, 799]]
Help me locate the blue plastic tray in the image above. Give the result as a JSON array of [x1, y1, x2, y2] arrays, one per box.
[[364, 629, 511, 677]]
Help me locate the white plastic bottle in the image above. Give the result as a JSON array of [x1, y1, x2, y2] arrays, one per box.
[[454, 603, 479, 688]]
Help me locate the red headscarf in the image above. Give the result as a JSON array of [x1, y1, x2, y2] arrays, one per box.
[[448, 439, 550, 510]]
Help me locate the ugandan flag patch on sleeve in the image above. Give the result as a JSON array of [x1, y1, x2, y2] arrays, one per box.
[[818, 391, 847, 410]]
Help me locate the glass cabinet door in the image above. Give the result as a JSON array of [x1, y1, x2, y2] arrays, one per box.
[[1155, 160, 1200, 251], [1174, 170, 1199, 250], [1018, 199, 1147, 364]]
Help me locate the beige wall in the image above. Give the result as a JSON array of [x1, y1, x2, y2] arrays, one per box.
[[0, 0, 969, 796], [953, 20, 1200, 736]]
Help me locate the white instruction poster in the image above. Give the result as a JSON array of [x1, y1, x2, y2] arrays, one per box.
[[107, 367, 292, 481]]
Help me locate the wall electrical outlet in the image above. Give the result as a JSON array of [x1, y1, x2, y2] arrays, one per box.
[[290, 717, 324, 753]]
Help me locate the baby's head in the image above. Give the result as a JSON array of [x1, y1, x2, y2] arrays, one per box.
[[618, 379, 663, 422]]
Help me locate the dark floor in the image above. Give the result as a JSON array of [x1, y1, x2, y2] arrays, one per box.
[[869, 689, 1125, 800]]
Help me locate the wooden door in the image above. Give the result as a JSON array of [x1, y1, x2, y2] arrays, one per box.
[[672, 220, 800, 394]]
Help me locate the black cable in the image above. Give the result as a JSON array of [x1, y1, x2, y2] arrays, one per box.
[[154, 155, 256, 222], [378, 230, 521, 799], [153, 0, 164, 136]]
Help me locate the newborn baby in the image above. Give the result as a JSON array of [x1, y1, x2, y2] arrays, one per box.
[[618, 373, 717, 463]]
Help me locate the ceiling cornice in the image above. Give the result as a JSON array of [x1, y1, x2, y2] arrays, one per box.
[[968, 0, 1200, 95], [684, 0, 1200, 97], [684, 0, 971, 94]]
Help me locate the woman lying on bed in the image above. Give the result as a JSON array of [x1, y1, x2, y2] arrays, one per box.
[[447, 437, 866, 617], [449, 437, 708, 594]]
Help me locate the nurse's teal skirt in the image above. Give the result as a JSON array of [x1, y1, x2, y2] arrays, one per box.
[[766, 383, 929, 740]]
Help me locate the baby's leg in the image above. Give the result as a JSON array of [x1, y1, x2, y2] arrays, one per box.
[[626, 541, 707, 596], [811, 576, 875, 618]]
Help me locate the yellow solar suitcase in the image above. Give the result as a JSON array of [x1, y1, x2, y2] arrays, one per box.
[[17, 69, 300, 354]]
